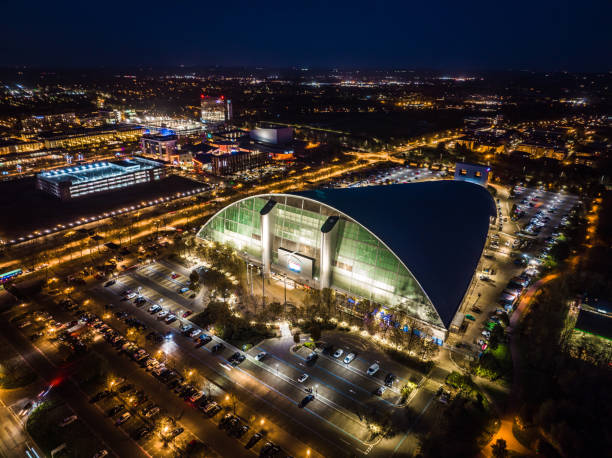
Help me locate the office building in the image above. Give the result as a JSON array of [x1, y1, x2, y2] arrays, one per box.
[[38, 125, 143, 149], [200, 94, 232, 128], [140, 133, 178, 162], [211, 150, 269, 176]]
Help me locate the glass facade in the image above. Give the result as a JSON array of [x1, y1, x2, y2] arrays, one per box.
[[197, 194, 444, 328]]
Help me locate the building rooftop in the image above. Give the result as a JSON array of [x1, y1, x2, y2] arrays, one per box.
[[37, 157, 164, 184], [293, 180, 496, 327], [575, 309, 612, 341], [36, 124, 141, 140]]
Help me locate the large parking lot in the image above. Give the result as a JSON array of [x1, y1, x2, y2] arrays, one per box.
[[332, 165, 446, 188], [79, 259, 432, 457], [455, 185, 579, 354]]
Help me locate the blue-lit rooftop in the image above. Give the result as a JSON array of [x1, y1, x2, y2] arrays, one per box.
[[38, 157, 163, 184]]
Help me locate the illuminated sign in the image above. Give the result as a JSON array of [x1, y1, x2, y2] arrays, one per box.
[[278, 248, 313, 278]]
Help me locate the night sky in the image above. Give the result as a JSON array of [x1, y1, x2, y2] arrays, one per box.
[[3, 0, 610, 71]]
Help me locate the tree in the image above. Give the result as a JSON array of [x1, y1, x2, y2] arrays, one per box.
[[310, 324, 321, 342], [189, 270, 200, 285], [491, 439, 508, 458], [321, 288, 334, 312], [488, 324, 504, 350], [268, 302, 284, 318]]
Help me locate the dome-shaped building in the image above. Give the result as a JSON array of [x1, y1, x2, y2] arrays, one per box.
[[197, 180, 496, 343]]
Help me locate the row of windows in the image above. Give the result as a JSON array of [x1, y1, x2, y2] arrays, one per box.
[[70, 177, 149, 195], [70, 173, 150, 190]]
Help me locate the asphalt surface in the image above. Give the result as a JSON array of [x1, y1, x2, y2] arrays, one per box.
[[95, 278, 372, 457], [0, 316, 147, 458]]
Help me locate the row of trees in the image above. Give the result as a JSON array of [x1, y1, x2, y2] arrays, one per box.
[[514, 275, 612, 456], [190, 300, 273, 347]]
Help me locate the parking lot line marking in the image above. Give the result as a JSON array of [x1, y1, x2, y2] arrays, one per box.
[[265, 346, 397, 407]]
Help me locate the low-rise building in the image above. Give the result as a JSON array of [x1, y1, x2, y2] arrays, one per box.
[[36, 156, 166, 200]]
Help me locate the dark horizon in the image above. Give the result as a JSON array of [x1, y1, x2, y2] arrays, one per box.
[[2, 0, 610, 72]]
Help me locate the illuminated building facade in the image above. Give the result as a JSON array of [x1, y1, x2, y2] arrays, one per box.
[[140, 133, 178, 162], [200, 95, 231, 128], [39, 125, 143, 149], [454, 162, 491, 186], [0, 139, 44, 155], [211, 150, 269, 175], [197, 181, 495, 341], [36, 157, 166, 200], [21, 112, 77, 133]]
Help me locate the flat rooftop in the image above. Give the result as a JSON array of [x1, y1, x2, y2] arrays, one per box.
[[0, 174, 204, 241], [37, 157, 164, 185], [575, 309, 612, 341]]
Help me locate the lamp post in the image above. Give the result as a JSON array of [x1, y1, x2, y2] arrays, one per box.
[[283, 274, 287, 312]]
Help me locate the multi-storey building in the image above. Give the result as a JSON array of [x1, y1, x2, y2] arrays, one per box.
[[36, 156, 166, 200]]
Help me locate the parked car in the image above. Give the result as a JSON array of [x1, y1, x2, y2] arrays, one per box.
[[299, 394, 315, 408], [305, 352, 318, 362], [332, 348, 344, 358], [144, 406, 160, 418], [366, 363, 380, 376], [343, 353, 356, 364], [375, 385, 387, 396], [115, 412, 131, 425], [59, 415, 77, 427], [198, 334, 212, 345], [245, 432, 263, 449], [107, 405, 125, 417]]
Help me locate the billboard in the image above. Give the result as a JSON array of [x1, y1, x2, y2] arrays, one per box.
[[277, 248, 314, 278]]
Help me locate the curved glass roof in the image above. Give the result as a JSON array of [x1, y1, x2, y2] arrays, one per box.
[[293, 180, 496, 327]]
